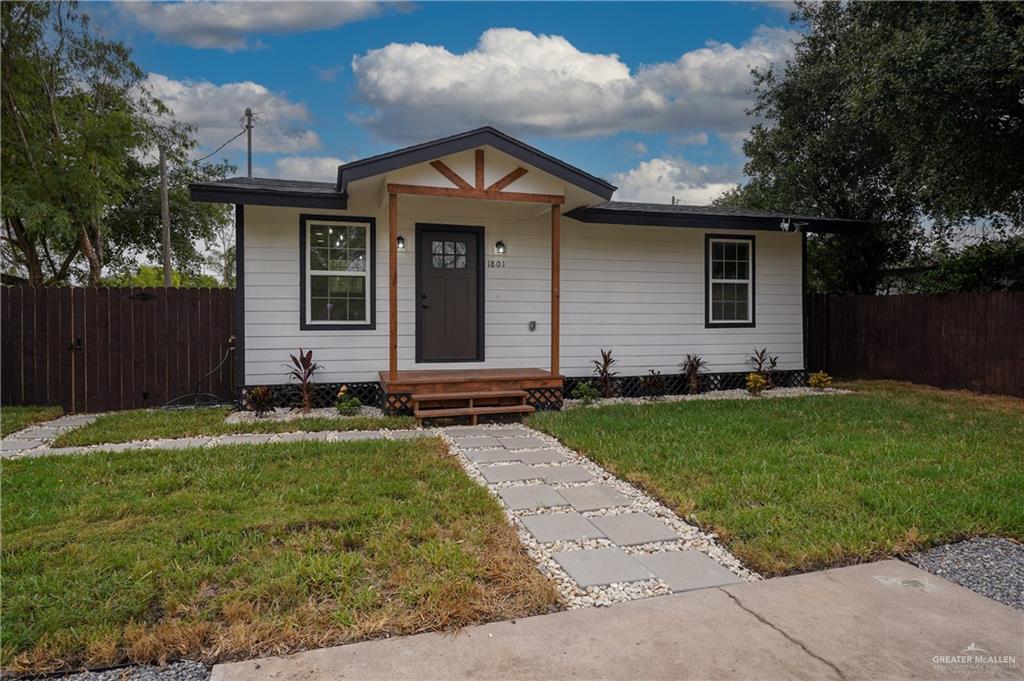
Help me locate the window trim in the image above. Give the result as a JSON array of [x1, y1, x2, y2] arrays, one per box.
[[299, 213, 376, 330], [704, 233, 755, 329]]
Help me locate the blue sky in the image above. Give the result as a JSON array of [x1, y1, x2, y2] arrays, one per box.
[[93, 1, 799, 204]]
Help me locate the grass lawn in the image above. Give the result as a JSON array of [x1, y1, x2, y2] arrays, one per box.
[[1, 438, 556, 674], [53, 407, 416, 448], [528, 381, 1024, 576], [1, 405, 63, 437]]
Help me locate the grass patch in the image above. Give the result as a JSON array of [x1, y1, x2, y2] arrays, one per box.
[[528, 381, 1024, 576], [1, 405, 63, 437], [53, 407, 416, 448], [1, 438, 556, 673]]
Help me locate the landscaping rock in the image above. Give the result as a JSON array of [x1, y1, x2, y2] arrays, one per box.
[[907, 537, 1024, 610], [61, 660, 209, 681]]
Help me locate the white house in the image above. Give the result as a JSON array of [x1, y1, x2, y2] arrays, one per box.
[[191, 127, 863, 419]]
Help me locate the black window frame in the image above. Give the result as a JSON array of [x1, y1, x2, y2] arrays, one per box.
[[704, 233, 756, 329], [299, 213, 376, 331]]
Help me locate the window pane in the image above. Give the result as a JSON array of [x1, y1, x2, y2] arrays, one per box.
[[724, 261, 737, 279], [311, 226, 330, 249], [433, 255, 444, 268], [311, 276, 329, 297], [348, 298, 366, 321], [736, 260, 748, 279], [735, 299, 748, 320], [735, 243, 749, 261], [310, 249, 329, 270], [444, 241, 455, 255], [712, 242, 724, 261], [432, 241, 443, 254], [444, 254, 455, 268], [456, 241, 466, 255], [455, 255, 466, 269], [311, 297, 329, 321], [713, 301, 725, 320], [724, 242, 736, 260], [712, 261, 724, 279]]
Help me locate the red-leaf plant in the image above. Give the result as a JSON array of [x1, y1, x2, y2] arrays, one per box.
[[592, 348, 618, 398], [287, 348, 321, 413]]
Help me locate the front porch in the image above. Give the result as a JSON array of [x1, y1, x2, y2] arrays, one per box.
[[380, 368, 565, 422]]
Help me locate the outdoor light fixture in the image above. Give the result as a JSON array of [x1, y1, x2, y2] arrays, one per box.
[[396, 235, 406, 251], [495, 240, 507, 255]]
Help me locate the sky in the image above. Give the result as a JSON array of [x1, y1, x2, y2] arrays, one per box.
[[90, 0, 801, 205]]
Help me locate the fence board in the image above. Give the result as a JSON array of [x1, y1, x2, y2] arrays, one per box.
[[805, 292, 1024, 397], [1, 286, 236, 413]]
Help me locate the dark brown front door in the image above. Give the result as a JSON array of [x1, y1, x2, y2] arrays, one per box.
[[416, 225, 484, 362]]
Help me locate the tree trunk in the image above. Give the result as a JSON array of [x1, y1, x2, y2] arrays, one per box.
[[5, 216, 45, 285], [79, 225, 102, 286]]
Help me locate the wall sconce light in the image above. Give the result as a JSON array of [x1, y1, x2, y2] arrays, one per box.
[[494, 240, 507, 255], [396, 235, 406, 251]]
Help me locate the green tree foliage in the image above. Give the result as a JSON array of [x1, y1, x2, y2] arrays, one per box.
[[913, 237, 1024, 293], [720, 2, 1024, 293], [103, 265, 221, 289], [1, 1, 233, 286]]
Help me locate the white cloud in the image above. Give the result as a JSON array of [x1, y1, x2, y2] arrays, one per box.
[[351, 26, 797, 141], [123, 1, 383, 51], [626, 141, 649, 156], [612, 157, 739, 206], [145, 73, 320, 155], [671, 132, 710, 146], [271, 156, 346, 181]]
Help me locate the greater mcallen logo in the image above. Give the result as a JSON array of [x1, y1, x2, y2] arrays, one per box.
[[932, 642, 1018, 672]]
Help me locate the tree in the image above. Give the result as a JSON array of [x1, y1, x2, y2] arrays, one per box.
[[103, 265, 221, 288], [720, 2, 1024, 293], [1, 1, 234, 286]]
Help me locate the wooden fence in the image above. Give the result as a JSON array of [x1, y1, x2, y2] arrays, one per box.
[[1, 286, 236, 413], [805, 292, 1024, 397]]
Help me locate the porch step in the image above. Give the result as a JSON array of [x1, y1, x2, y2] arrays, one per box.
[[411, 389, 529, 402], [411, 388, 534, 425], [413, 404, 536, 419]]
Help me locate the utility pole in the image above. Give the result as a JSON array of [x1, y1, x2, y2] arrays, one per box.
[[244, 107, 253, 178], [160, 145, 172, 287]]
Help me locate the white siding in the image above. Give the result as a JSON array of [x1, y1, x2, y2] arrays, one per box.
[[242, 202, 804, 385]]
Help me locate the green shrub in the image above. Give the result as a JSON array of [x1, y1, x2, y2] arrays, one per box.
[[570, 380, 601, 405], [746, 372, 768, 396], [808, 371, 833, 391]]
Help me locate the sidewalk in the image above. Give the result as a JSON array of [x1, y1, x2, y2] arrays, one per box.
[[211, 560, 1023, 681]]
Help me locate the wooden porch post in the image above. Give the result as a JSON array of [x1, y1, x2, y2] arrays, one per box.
[[389, 193, 398, 380], [550, 206, 560, 375]]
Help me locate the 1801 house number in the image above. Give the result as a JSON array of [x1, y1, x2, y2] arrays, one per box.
[[487, 259, 507, 268]]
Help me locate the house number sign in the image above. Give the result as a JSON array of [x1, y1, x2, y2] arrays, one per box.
[[487, 258, 508, 269]]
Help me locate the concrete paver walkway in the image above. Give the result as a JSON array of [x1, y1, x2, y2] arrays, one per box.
[[210, 560, 1024, 681], [0, 413, 98, 456], [440, 425, 751, 606]]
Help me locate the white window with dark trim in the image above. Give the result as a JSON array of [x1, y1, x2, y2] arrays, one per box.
[[707, 236, 754, 326], [303, 218, 373, 327]]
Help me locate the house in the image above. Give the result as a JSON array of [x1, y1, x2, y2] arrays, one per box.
[[190, 127, 864, 419]]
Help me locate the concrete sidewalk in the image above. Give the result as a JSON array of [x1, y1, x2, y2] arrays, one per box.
[[211, 560, 1023, 681]]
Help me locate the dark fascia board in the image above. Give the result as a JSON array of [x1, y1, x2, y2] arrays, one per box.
[[190, 183, 348, 210], [336, 126, 616, 200], [564, 206, 868, 234]]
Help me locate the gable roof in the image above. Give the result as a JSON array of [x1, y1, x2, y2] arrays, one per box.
[[335, 126, 616, 200], [565, 201, 868, 234]]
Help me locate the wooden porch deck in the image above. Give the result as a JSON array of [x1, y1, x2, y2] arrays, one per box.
[[378, 368, 565, 419]]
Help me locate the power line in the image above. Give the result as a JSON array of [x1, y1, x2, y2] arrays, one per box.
[[191, 127, 247, 163]]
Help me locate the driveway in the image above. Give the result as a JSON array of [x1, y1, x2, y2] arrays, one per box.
[[211, 559, 1023, 681]]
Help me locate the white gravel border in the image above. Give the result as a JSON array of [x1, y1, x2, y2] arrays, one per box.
[[563, 386, 849, 410]]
